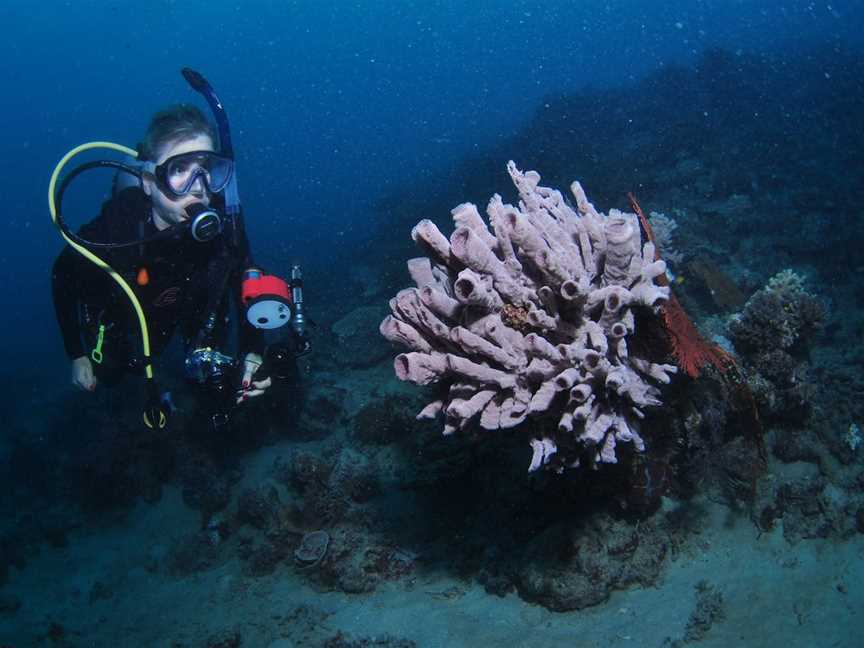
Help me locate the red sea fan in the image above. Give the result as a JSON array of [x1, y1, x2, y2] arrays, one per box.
[[628, 193, 764, 456], [628, 193, 736, 379]]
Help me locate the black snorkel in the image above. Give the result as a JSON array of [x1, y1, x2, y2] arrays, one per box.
[[181, 69, 235, 157], [181, 67, 244, 247]]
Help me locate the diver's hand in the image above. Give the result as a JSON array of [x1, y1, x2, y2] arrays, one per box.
[[72, 356, 97, 392], [236, 352, 271, 404]]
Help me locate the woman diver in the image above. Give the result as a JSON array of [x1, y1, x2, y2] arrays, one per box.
[[49, 70, 304, 430]]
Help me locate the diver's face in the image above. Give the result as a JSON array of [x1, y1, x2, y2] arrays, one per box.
[[143, 133, 215, 231]]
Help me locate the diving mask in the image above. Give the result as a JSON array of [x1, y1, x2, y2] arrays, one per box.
[[142, 150, 234, 198]]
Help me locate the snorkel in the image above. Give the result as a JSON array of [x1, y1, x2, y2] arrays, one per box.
[[48, 69, 245, 429], [181, 68, 244, 247]]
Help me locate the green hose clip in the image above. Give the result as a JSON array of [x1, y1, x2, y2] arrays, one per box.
[[91, 324, 106, 364]]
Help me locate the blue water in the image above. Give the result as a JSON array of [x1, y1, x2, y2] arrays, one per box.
[[1, 0, 859, 370], [1, 1, 863, 645]]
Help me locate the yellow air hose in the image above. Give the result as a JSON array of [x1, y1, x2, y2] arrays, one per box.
[[49, 142, 165, 428]]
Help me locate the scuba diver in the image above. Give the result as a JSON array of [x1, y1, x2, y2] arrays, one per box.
[[50, 69, 309, 431]]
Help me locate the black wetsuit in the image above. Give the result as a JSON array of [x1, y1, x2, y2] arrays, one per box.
[[52, 187, 262, 384]]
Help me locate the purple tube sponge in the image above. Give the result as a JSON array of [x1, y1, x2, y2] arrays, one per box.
[[380, 162, 676, 472]]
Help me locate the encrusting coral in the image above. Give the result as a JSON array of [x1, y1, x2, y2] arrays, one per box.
[[380, 162, 678, 472]]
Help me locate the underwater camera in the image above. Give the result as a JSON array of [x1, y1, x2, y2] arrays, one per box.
[[185, 265, 308, 429], [241, 265, 309, 379]]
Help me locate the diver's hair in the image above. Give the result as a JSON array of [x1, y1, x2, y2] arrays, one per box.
[[138, 104, 216, 162]]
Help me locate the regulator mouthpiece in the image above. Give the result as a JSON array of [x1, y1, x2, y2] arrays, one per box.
[[186, 202, 222, 242]]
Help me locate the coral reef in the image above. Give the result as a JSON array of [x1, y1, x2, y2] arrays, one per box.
[[209, 451, 408, 591], [312, 527, 418, 594], [728, 270, 825, 421], [751, 461, 864, 543], [515, 514, 670, 611], [177, 451, 238, 519], [236, 484, 282, 530], [647, 211, 684, 266], [381, 162, 676, 471], [729, 270, 825, 353], [274, 449, 378, 525]]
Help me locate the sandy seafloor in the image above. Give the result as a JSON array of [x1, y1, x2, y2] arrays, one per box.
[[2, 441, 861, 648]]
